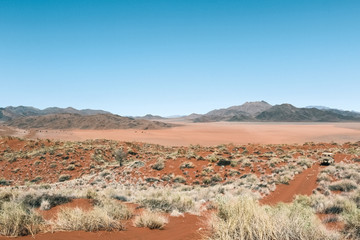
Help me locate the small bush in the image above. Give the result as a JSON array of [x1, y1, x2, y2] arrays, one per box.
[[211, 174, 222, 183], [114, 148, 127, 166], [206, 154, 219, 163], [22, 193, 72, 209], [0, 202, 44, 236], [180, 161, 195, 169], [297, 158, 313, 168], [329, 180, 357, 192], [152, 159, 165, 171], [276, 174, 293, 185], [173, 175, 186, 183], [241, 159, 252, 167], [207, 196, 338, 240], [66, 164, 76, 171], [203, 177, 212, 185], [134, 211, 168, 229], [50, 163, 57, 168], [55, 207, 124, 231], [95, 198, 133, 220], [317, 173, 331, 182], [59, 174, 71, 182], [139, 192, 194, 213], [0, 179, 11, 186], [30, 176, 42, 183], [342, 208, 360, 239], [229, 169, 241, 176], [34, 160, 42, 166]]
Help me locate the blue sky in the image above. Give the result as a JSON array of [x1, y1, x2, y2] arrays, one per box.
[[1, 0, 359, 116]]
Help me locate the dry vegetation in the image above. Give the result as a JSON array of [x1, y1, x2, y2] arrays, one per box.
[[207, 196, 339, 240], [133, 211, 168, 229], [0, 136, 359, 239]]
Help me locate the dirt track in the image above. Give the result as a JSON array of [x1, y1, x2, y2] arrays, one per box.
[[261, 164, 322, 205]]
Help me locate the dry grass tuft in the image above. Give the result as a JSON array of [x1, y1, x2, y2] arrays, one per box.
[[0, 202, 44, 237], [343, 208, 360, 239], [329, 180, 357, 192], [95, 198, 133, 220], [134, 211, 168, 229], [55, 207, 124, 231], [207, 196, 339, 240]]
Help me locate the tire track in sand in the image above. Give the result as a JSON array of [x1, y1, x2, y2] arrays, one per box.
[[260, 164, 321, 205]]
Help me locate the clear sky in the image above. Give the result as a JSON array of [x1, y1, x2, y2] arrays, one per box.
[[1, 0, 359, 116]]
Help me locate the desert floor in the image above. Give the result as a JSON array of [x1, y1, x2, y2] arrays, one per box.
[[0, 126, 358, 239], [6, 121, 360, 146]]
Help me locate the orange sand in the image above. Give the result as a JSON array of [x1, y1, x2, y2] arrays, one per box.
[[29, 122, 360, 146]]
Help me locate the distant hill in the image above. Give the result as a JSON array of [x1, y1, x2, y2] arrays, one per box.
[[2, 103, 360, 126], [193, 101, 272, 122], [6, 114, 174, 130], [0, 106, 43, 121], [305, 105, 331, 110], [42, 107, 110, 116], [305, 106, 360, 118], [136, 114, 165, 120], [256, 104, 359, 122], [191, 102, 360, 123], [0, 106, 110, 121]]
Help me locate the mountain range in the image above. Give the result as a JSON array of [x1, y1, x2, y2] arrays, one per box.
[[6, 114, 173, 130], [1, 102, 360, 130], [0, 106, 173, 130], [191, 101, 360, 122], [0, 106, 110, 121]]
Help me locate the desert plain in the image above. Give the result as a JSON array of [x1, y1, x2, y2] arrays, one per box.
[[0, 121, 359, 240], [3, 121, 360, 146]]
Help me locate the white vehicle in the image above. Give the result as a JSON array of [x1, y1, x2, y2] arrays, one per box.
[[320, 152, 334, 165]]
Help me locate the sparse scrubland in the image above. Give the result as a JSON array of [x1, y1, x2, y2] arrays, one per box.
[[0, 136, 359, 239], [207, 195, 339, 240]]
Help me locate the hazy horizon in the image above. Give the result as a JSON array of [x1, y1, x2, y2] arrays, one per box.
[[1, 1, 359, 116]]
